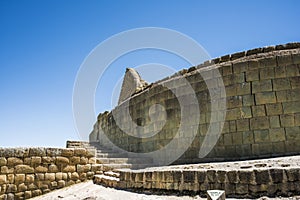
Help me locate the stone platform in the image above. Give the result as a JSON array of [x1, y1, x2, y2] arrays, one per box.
[[94, 155, 300, 199]]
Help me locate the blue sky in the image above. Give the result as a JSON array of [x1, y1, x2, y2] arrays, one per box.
[[0, 0, 299, 147]]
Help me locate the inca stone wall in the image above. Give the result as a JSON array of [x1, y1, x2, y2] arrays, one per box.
[[90, 43, 300, 165], [0, 144, 102, 199]]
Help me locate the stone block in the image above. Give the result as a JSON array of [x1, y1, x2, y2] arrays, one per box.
[[251, 105, 266, 117], [18, 183, 27, 192], [246, 69, 259, 81], [29, 148, 46, 157], [286, 64, 300, 77], [74, 148, 87, 156], [70, 172, 79, 181], [255, 92, 276, 105], [236, 144, 252, 157], [232, 132, 243, 145], [49, 164, 58, 173], [56, 156, 69, 165], [7, 157, 23, 166], [7, 174, 14, 184], [260, 57, 277, 68], [259, 143, 273, 155], [0, 158, 7, 166], [265, 103, 283, 116], [196, 170, 206, 183], [272, 141, 285, 154], [236, 183, 249, 194], [254, 130, 270, 143], [25, 174, 34, 183], [70, 156, 81, 165], [252, 80, 272, 93], [15, 174, 25, 184], [183, 171, 195, 183], [35, 165, 48, 173], [216, 170, 226, 183], [233, 61, 248, 73], [254, 170, 270, 184], [280, 114, 295, 127], [61, 149, 74, 157], [282, 101, 300, 114], [227, 96, 242, 109], [77, 164, 91, 173], [274, 66, 287, 78], [15, 165, 34, 174], [236, 82, 251, 95], [24, 191, 32, 199], [250, 116, 269, 130], [6, 184, 17, 193], [207, 170, 216, 183], [269, 128, 286, 142], [285, 168, 300, 181], [0, 175, 6, 185], [285, 127, 300, 141], [236, 119, 250, 131], [35, 173, 44, 181], [273, 78, 291, 91], [243, 131, 254, 144], [269, 169, 284, 183], [42, 156, 55, 164], [225, 84, 237, 97], [223, 134, 232, 145], [276, 90, 293, 102], [80, 157, 89, 165], [243, 94, 255, 106], [227, 170, 238, 183], [58, 180, 66, 188], [46, 148, 62, 156], [32, 189, 42, 197], [260, 67, 275, 80], [221, 64, 232, 76], [290, 77, 300, 89], [31, 157, 42, 166], [238, 170, 255, 184], [277, 53, 293, 66], [62, 165, 76, 173], [45, 173, 56, 181], [269, 116, 280, 128]]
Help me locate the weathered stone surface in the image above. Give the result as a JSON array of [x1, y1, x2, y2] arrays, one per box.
[[118, 68, 148, 105], [15, 165, 34, 174]]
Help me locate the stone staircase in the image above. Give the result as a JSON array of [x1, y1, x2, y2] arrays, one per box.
[[67, 141, 153, 170], [66, 141, 153, 187]]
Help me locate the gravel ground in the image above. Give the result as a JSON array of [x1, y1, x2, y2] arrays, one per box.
[[32, 181, 300, 200]]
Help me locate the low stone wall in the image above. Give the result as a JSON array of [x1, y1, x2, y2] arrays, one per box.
[[0, 147, 102, 200], [90, 43, 300, 165], [117, 166, 300, 198]]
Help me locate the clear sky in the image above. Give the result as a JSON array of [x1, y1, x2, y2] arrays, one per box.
[[0, 0, 299, 147]]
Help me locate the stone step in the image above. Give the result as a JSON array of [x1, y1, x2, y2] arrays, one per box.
[[104, 171, 120, 178], [97, 157, 153, 165], [102, 163, 132, 170], [93, 174, 120, 188], [97, 152, 128, 158]]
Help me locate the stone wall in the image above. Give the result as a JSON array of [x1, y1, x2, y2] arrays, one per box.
[[90, 42, 300, 165], [0, 146, 102, 199], [116, 165, 300, 198]]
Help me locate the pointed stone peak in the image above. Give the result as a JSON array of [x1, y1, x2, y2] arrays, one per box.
[[118, 68, 148, 105]]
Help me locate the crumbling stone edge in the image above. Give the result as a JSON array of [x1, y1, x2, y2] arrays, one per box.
[[113, 167, 300, 198]]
